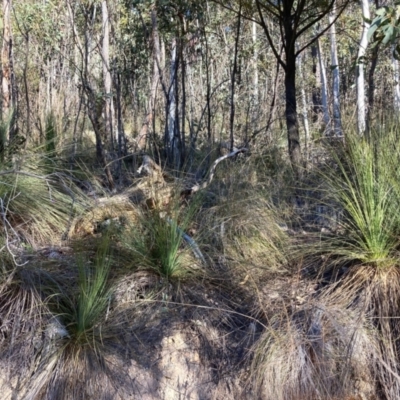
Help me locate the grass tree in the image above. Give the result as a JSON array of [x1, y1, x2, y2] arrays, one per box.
[[301, 128, 400, 397]]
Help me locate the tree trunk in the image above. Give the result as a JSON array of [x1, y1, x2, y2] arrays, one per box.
[[329, 7, 342, 137], [297, 52, 310, 161], [392, 51, 400, 112], [311, 44, 322, 123], [2, 0, 11, 117], [102, 0, 114, 147], [165, 37, 181, 168], [252, 18, 258, 105], [357, 0, 370, 135], [283, 4, 302, 177], [2, 0, 16, 141], [366, 0, 381, 132], [230, 5, 241, 152], [366, 44, 379, 131], [317, 37, 331, 133], [138, 8, 161, 151]]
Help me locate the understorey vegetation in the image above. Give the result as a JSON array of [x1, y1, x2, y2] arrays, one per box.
[[2, 1, 400, 399]]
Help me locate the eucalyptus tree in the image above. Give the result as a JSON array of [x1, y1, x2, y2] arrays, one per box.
[[368, 2, 400, 119], [317, 33, 331, 130], [102, 0, 115, 145], [216, 0, 350, 178], [2, 0, 16, 141], [357, 0, 370, 135], [329, 6, 342, 137]]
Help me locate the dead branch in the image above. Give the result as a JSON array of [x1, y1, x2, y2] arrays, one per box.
[[182, 147, 248, 197]]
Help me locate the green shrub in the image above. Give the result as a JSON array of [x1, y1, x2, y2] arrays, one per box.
[[125, 195, 202, 279], [308, 131, 400, 270]]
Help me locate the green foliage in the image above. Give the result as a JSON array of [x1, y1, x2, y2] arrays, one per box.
[[60, 235, 112, 346], [126, 196, 201, 279], [311, 130, 400, 269], [0, 153, 87, 246], [368, 4, 400, 57], [19, 236, 130, 399]]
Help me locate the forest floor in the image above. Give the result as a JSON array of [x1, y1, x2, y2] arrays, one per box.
[[0, 141, 394, 400]]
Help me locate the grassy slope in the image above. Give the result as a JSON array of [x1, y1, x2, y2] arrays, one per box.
[[2, 127, 400, 399]]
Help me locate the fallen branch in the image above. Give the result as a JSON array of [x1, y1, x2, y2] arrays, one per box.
[[182, 147, 248, 197]]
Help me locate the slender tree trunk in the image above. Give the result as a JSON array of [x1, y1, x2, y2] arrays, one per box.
[[281, 3, 302, 177], [23, 32, 30, 138], [115, 71, 126, 180], [102, 0, 114, 147], [311, 44, 322, 123], [392, 51, 400, 112], [82, 4, 114, 190], [329, 6, 342, 137], [357, 0, 370, 135], [366, 44, 379, 131], [297, 52, 310, 160], [138, 8, 161, 150], [165, 37, 181, 168], [230, 5, 241, 152], [366, 0, 381, 131], [203, 26, 212, 168], [2, 0, 16, 140], [180, 25, 186, 164], [252, 17, 258, 105], [2, 0, 11, 118], [317, 37, 331, 133]]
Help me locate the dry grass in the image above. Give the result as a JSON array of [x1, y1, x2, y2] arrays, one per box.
[[251, 297, 376, 400]]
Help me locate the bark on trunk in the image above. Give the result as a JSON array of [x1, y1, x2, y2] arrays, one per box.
[[285, 53, 302, 176], [138, 8, 161, 150], [102, 0, 114, 146], [366, 44, 379, 131], [311, 44, 322, 123], [392, 51, 400, 112], [317, 37, 331, 133], [2, 0, 16, 141], [283, 8, 302, 178], [2, 0, 11, 116], [357, 0, 370, 135], [252, 18, 258, 105], [329, 7, 342, 137], [297, 52, 310, 159]]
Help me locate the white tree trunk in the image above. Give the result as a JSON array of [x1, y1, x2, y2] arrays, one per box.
[[297, 52, 310, 151], [329, 6, 342, 137], [357, 0, 370, 135], [102, 0, 114, 143], [392, 50, 400, 111], [317, 38, 331, 134]]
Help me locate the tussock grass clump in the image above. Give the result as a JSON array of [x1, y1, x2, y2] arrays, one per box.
[[322, 266, 400, 399], [0, 235, 132, 400], [0, 160, 86, 246], [0, 267, 50, 371], [197, 156, 290, 278], [296, 128, 400, 399], [125, 195, 203, 279], [310, 131, 400, 270], [251, 300, 376, 400]]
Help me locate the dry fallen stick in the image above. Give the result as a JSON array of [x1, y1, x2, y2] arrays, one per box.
[[182, 147, 248, 197]]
